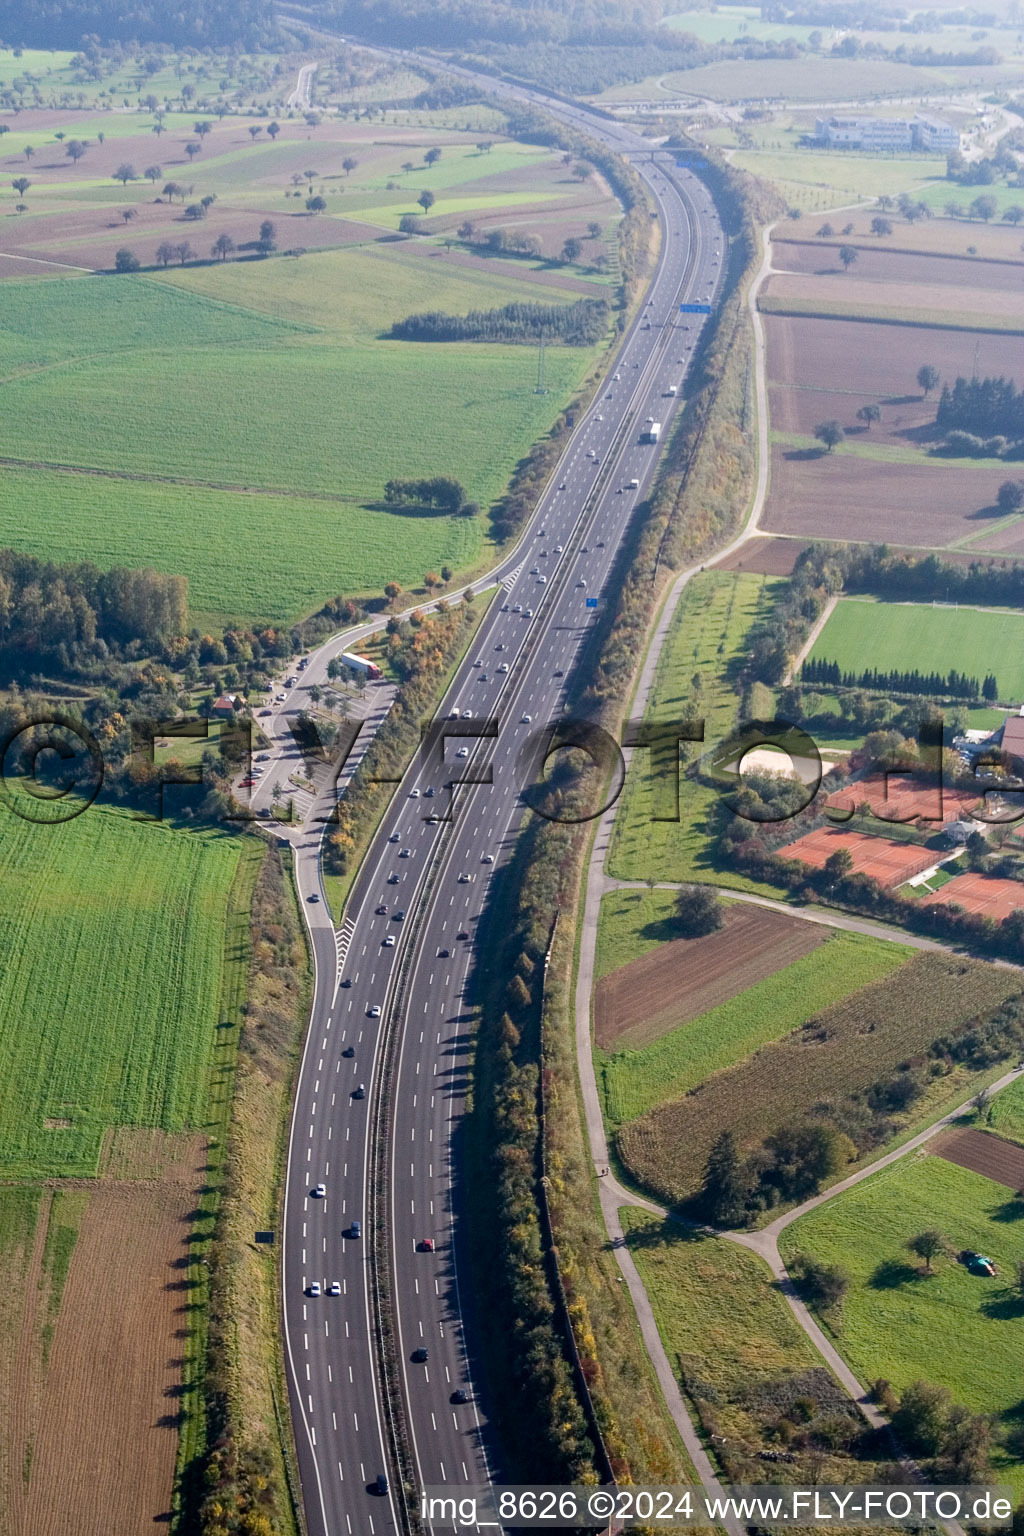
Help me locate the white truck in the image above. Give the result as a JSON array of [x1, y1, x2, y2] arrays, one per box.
[[641, 421, 661, 444]]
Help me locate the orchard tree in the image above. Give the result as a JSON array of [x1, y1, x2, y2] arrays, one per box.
[[155, 240, 176, 267], [11, 176, 30, 197], [417, 189, 435, 213], [174, 241, 195, 266], [121, 208, 135, 223], [114, 162, 137, 184], [997, 480, 1024, 514], [838, 243, 858, 270], [856, 403, 882, 429], [184, 141, 200, 162], [870, 216, 893, 236], [342, 156, 357, 175], [561, 235, 583, 264], [65, 138, 87, 163], [675, 883, 723, 937], [257, 219, 276, 254], [211, 232, 235, 260], [145, 164, 162, 183], [917, 364, 940, 397], [814, 420, 845, 452], [267, 121, 280, 140], [424, 146, 441, 166], [249, 124, 263, 140], [114, 247, 140, 272], [23, 144, 34, 161], [305, 194, 326, 214], [908, 1230, 950, 1273]]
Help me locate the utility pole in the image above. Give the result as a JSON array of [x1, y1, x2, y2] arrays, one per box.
[[534, 338, 548, 394]]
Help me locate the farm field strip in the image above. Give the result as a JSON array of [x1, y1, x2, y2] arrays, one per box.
[[618, 952, 1021, 1205], [931, 1125, 1024, 1191], [608, 571, 790, 896], [0, 801, 243, 1178], [597, 929, 909, 1128], [595, 896, 827, 1046]]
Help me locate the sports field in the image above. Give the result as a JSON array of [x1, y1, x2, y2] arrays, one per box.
[[779, 1154, 1024, 1497], [0, 800, 246, 1177], [596, 928, 909, 1127], [808, 597, 1024, 702]]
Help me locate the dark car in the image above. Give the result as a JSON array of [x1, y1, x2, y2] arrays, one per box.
[[393, 909, 405, 921], [342, 1046, 355, 1058], [375, 904, 388, 915], [352, 1084, 366, 1099], [438, 947, 450, 958], [456, 930, 469, 940], [412, 1347, 429, 1363], [451, 1389, 470, 1405], [349, 1220, 361, 1238], [308, 893, 320, 903], [375, 1473, 389, 1496]]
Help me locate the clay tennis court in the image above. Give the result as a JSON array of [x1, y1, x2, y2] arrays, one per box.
[[826, 773, 982, 826], [594, 903, 825, 1049], [931, 1126, 1024, 1192], [920, 872, 1024, 920], [779, 827, 940, 886]]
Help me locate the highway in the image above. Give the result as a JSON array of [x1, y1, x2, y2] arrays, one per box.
[[280, 60, 724, 1536]]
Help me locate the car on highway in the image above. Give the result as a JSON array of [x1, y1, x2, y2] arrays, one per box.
[[342, 1046, 355, 1057], [368, 1005, 381, 1018], [577, 578, 587, 588], [462, 709, 473, 719], [388, 832, 400, 843], [451, 1390, 470, 1404], [456, 929, 469, 940], [383, 935, 395, 947], [419, 1237, 435, 1252], [399, 847, 411, 858], [437, 947, 450, 958], [456, 746, 470, 758], [393, 910, 405, 920], [513, 603, 522, 614], [353, 1084, 366, 1099], [312, 1183, 326, 1197], [409, 787, 420, 798], [521, 713, 533, 724], [412, 1347, 429, 1363], [554, 544, 563, 553], [458, 873, 472, 883], [558, 481, 566, 490], [375, 1474, 389, 1497], [424, 785, 435, 796], [328, 1281, 341, 1296], [482, 853, 494, 864], [498, 663, 509, 673], [349, 1220, 361, 1238], [525, 608, 533, 617], [308, 892, 320, 902], [537, 575, 546, 584], [387, 873, 400, 884], [307, 1281, 321, 1296], [376, 904, 388, 915]]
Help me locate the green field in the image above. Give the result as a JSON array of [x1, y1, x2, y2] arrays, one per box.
[[608, 571, 788, 896], [780, 1154, 1024, 1496], [0, 245, 604, 625], [808, 597, 1024, 702], [0, 800, 245, 1178], [985, 1075, 1024, 1145], [597, 929, 910, 1127]]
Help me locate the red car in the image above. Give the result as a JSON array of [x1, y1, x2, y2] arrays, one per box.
[[419, 1237, 435, 1252]]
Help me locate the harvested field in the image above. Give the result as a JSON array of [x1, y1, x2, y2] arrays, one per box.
[[921, 871, 1024, 920], [3, 1135, 204, 1536], [618, 952, 1021, 1205], [779, 827, 941, 885], [764, 313, 1023, 399], [931, 1125, 1024, 1191], [778, 213, 1024, 262], [825, 772, 982, 827], [764, 444, 1013, 549], [773, 241, 1024, 295], [594, 903, 825, 1049], [712, 535, 807, 575], [762, 271, 1024, 325]]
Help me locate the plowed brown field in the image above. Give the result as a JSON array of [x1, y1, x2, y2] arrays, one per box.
[[931, 1125, 1024, 1191], [594, 904, 825, 1049], [773, 241, 1024, 295], [3, 1134, 205, 1536]]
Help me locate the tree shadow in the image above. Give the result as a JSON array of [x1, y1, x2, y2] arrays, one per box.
[[991, 1197, 1024, 1222], [965, 503, 1003, 520], [868, 1257, 925, 1289], [981, 1287, 1024, 1320], [782, 446, 829, 461]]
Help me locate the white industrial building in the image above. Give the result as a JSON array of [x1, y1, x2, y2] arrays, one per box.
[[814, 113, 959, 152]]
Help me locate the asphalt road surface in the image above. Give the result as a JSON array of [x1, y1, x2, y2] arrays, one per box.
[[281, 53, 725, 1536]]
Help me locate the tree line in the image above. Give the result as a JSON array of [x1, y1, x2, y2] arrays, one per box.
[[936, 374, 1024, 450], [387, 298, 608, 346], [748, 542, 1024, 688], [800, 656, 991, 701], [382, 476, 468, 515], [0, 550, 187, 669], [0, 0, 275, 49]]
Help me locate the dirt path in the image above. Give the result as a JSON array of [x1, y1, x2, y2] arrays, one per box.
[[783, 592, 837, 684]]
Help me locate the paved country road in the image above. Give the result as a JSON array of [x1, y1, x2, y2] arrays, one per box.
[[276, 38, 732, 1536]]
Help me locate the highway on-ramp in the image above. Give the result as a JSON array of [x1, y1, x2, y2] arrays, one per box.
[[281, 66, 724, 1536]]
